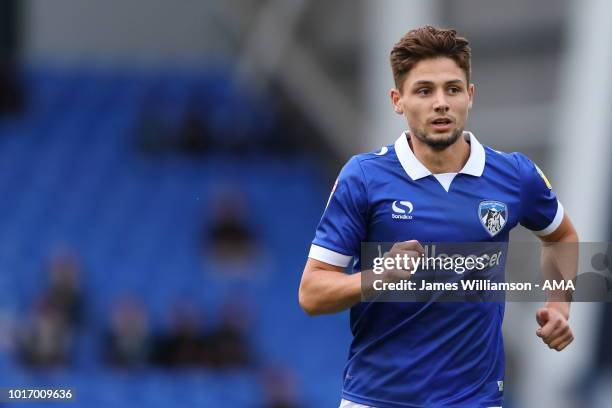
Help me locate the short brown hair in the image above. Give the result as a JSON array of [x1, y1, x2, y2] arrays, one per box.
[[390, 26, 471, 91]]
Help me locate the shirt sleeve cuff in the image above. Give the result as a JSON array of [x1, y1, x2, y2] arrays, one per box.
[[532, 200, 564, 237], [308, 244, 352, 267]]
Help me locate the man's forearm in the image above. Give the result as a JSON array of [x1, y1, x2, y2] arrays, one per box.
[[299, 269, 363, 315], [544, 301, 570, 320], [540, 226, 578, 315], [299, 241, 423, 316], [535, 215, 577, 351]]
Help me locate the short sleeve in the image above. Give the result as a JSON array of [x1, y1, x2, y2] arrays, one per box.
[[515, 153, 564, 236], [309, 156, 368, 267]]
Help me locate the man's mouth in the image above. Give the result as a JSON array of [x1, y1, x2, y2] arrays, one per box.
[[430, 117, 453, 131]]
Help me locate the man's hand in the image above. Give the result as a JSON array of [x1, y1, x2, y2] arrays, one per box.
[[381, 240, 425, 283], [535, 307, 574, 351]]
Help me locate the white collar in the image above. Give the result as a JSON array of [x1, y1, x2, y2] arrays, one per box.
[[394, 130, 486, 181]]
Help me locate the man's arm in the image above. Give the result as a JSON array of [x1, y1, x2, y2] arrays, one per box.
[[299, 241, 424, 316], [298, 258, 362, 316], [535, 213, 578, 351]]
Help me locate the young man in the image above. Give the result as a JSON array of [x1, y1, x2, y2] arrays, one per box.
[[299, 26, 578, 408]]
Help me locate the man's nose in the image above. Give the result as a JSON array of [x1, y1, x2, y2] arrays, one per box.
[[433, 91, 450, 113]]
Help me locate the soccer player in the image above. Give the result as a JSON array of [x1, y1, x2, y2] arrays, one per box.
[[298, 26, 578, 408]]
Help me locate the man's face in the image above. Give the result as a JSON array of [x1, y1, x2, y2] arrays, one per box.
[[390, 57, 474, 150]]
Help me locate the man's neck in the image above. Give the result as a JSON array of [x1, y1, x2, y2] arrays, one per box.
[[408, 131, 471, 174]]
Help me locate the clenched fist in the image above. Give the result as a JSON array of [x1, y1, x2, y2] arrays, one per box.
[[535, 307, 574, 351], [381, 240, 425, 283]]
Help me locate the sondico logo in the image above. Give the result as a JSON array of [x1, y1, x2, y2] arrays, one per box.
[[391, 201, 414, 220]]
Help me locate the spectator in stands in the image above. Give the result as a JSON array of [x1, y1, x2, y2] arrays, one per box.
[[17, 298, 72, 368], [208, 297, 254, 369], [16, 245, 84, 369], [103, 297, 151, 368], [261, 365, 301, 408], [137, 104, 214, 156], [43, 246, 84, 328], [175, 108, 214, 154], [0, 60, 23, 116], [203, 188, 260, 279], [151, 301, 210, 367]]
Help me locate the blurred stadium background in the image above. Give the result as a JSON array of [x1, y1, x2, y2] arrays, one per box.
[[0, 0, 610, 407]]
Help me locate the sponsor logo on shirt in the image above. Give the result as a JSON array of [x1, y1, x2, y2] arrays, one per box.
[[391, 200, 414, 220]]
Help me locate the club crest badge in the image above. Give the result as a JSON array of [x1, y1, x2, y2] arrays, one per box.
[[479, 201, 508, 237]]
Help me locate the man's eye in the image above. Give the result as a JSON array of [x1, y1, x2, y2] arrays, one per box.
[[448, 87, 461, 94], [417, 89, 431, 96]]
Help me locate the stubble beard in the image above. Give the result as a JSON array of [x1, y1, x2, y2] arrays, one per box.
[[412, 127, 463, 151]]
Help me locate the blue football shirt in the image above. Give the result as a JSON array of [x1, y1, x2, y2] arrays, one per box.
[[308, 131, 563, 408]]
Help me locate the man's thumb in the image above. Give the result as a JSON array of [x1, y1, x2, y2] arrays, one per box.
[[536, 308, 549, 327]]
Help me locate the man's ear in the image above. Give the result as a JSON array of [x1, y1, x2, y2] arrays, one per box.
[[468, 83, 475, 109], [390, 88, 403, 114]]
